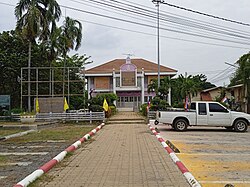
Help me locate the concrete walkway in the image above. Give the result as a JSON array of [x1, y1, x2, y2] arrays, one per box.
[[40, 112, 189, 187]]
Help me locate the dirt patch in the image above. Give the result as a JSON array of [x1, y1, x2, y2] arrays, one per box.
[[0, 123, 97, 187]]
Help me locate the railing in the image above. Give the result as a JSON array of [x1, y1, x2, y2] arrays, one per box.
[[36, 112, 105, 123], [5, 112, 105, 123], [148, 111, 156, 120]]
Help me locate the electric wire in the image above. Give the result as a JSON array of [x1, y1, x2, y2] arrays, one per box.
[[72, 0, 250, 43], [1, 1, 250, 48], [79, 0, 250, 41], [161, 1, 250, 27], [121, 0, 250, 36], [108, 0, 250, 38], [75, 18, 250, 49], [60, 4, 250, 46]]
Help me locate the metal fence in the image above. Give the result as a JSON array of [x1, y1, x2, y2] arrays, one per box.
[[147, 111, 156, 120], [7, 112, 105, 123]]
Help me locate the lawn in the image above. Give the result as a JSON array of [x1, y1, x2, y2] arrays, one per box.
[[0, 129, 25, 137], [4, 123, 97, 143]]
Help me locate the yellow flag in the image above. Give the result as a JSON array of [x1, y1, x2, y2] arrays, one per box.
[[64, 98, 69, 111], [103, 98, 109, 112], [35, 98, 40, 113]]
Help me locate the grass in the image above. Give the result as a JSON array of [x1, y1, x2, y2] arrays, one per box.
[[0, 155, 8, 167], [0, 129, 25, 137], [4, 123, 97, 143]]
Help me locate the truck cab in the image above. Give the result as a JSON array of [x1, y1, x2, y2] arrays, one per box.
[[156, 101, 250, 132]]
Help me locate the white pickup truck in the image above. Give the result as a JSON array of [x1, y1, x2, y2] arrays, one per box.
[[155, 101, 250, 132]]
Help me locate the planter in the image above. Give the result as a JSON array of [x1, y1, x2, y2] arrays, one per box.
[[20, 115, 36, 124]]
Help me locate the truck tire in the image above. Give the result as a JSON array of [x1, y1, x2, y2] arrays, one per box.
[[154, 120, 159, 125], [234, 119, 248, 132], [174, 119, 188, 131]]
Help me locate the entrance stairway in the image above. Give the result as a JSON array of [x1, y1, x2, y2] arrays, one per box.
[[107, 112, 146, 125]]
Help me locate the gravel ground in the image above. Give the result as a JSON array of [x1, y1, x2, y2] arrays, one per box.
[[0, 141, 70, 187], [0, 123, 96, 187]]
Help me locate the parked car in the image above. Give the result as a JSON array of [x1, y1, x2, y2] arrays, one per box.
[[155, 101, 250, 132]]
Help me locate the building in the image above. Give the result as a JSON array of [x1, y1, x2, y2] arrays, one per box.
[[85, 57, 177, 111], [192, 87, 224, 101], [192, 84, 249, 113]]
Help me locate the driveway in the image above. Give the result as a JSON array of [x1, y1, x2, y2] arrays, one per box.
[[154, 125, 250, 187]]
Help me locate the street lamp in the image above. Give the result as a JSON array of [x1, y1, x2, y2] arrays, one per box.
[[152, 0, 164, 90]]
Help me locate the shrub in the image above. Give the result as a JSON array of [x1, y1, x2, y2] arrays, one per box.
[[10, 108, 23, 114], [109, 106, 117, 115], [172, 102, 184, 108], [89, 105, 103, 112], [140, 103, 148, 116]]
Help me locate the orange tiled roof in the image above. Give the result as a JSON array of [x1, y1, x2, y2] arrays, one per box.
[[85, 58, 177, 74]]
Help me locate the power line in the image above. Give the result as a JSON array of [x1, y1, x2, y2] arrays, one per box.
[[79, 0, 250, 41], [161, 1, 250, 27], [1, 1, 250, 48], [121, 0, 250, 36], [74, 0, 250, 43], [209, 67, 235, 82], [60, 4, 250, 46], [78, 19, 249, 49], [0, 2, 13, 7]]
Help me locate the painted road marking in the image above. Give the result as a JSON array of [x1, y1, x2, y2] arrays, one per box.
[[200, 181, 250, 184], [0, 176, 7, 180], [0, 162, 33, 166], [0, 152, 48, 156], [176, 153, 250, 156], [46, 140, 66, 143]]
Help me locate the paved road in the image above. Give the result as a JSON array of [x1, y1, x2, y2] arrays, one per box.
[[38, 112, 189, 187], [154, 124, 250, 187]]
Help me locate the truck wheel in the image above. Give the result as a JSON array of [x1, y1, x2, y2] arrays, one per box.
[[154, 120, 159, 125], [174, 119, 188, 131], [234, 119, 248, 132]]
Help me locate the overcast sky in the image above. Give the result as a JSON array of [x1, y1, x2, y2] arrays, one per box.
[[1, 0, 250, 86]]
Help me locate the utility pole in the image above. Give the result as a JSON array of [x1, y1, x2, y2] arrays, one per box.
[[152, 0, 164, 90]]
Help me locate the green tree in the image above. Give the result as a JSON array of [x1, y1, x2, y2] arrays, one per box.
[[148, 76, 171, 99], [57, 16, 83, 97], [58, 17, 82, 57], [0, 30, 47, 109], [230, 52, 250, 108], [15, 0, 61, 111]]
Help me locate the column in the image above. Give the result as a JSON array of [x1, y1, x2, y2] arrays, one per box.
[[168, 87, 172, 106], [113, 69, 117, 106], [87, 77, 91, 99], [141, 68, 145, 105]]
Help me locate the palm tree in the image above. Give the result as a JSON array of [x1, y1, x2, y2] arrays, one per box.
[[231, 53, 250, 112], [58, 17, 82, 57], [57, 16, 83, 99], [15, 0, 61, 112]]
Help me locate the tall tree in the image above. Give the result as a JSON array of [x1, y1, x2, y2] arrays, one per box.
[[230, 52, 250, 111], [58, 17, 83, 57], [15, 0, 61, 111], [57, 16, 83, 98]]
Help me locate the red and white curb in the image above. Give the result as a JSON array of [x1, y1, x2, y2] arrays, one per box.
[[13, 123, 105, 187], [148, 124, 201, 187]]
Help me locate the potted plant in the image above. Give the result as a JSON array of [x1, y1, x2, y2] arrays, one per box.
[[20, 112, 36, 124]]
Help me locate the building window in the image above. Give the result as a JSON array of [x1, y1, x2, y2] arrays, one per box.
[[144, 96, 148, 103], [130, 97, 133, 102], [121, 71, 136, 86], [116, 77, 120, 87], [125, 97, 128, 102], [137, 77, 141, 87]]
